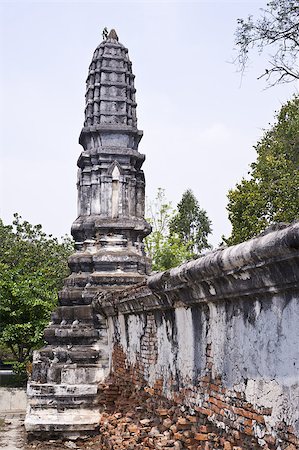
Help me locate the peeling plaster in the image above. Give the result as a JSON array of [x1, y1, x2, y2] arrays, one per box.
[[148, 313, 176, 387], [105, 223, 299, 442], [175, 308, 195, 383]]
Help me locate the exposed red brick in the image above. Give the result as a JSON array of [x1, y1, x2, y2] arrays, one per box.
[[251, 413, 265, 424], [194, 433, 209, 441], [95, 340, 295, 450], [198, 425, 213, 433]]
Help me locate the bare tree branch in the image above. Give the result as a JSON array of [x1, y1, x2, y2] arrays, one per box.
[[234, 0, 299, 86]]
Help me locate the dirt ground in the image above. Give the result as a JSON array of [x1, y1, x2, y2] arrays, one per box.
[[0, 414, 103, 450], [0, 413, 26, 450]]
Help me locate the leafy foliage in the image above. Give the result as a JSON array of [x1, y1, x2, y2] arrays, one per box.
[[169, 189, 212, 257], [145, 189, 212, 271], [0, 214, 73, 371], [235, 0, 299, 85], [226, 96, 299, 245], [145, 189, 190, 271]]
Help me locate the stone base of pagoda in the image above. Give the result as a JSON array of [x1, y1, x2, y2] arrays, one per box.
[[25, 240, 149, 439], [24, 290, 110, 439], [25, 360, 109, 439]]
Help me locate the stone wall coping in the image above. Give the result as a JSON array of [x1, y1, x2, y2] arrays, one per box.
[[149, 222, 299, 288], [96, 222, 299, 316]]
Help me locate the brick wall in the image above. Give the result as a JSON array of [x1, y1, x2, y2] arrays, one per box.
[[96, 223, 299, 449]]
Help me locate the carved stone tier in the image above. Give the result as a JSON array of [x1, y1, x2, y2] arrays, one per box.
[[82, 30, 137, 129], [25, 29, 151, 439]]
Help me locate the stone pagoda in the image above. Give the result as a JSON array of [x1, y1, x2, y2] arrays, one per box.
[[25, 29, 151, 439]]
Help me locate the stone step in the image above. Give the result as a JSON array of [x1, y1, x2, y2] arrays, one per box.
[[28, 394, 98, 410], [30, 362, 109, 385], [60, 364, 109, 384], [58, 288, 94, 306], [27, 382, 98, 396], [25, 406, 101, 438], [37, 346, 108, 364], [27, 396, 98, 409], [51, 304, 96, 322], [68, 259, 146, 275], [50, 307, 107, 328], [44, 326, 100, 345], [59, 274, 145, 306], [48, 319, 107, 330]]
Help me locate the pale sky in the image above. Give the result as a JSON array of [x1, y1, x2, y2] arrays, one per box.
[[0, 0, 297, 247]]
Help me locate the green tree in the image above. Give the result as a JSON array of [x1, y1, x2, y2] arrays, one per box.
[[169, 189, 212, 257], [0, 214, 73, 374], [234, 0, 299, 86], [145, 189, 212, 271], [145, 189, 189, 271], [226, 96, 299, 245]]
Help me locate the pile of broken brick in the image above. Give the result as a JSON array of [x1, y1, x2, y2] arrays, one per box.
[[26, 383, 279, 449], [84, 384, 268, 450]]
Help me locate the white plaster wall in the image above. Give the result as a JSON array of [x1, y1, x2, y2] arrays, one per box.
[[148, 312, 176, 387], [123, 314, 144, 366], [175, 308, 194, 383], [209, 295, 299, 435], [112, 295, 299, 436], [106, 224, 299, 442]]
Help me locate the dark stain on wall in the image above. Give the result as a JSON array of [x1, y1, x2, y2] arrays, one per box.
[[191, 304, 209, 381]]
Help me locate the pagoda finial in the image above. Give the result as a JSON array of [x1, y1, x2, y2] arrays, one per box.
[[102, 27, 108, 40], [108, 29, 118, 41]]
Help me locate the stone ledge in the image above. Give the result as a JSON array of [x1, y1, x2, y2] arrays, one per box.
[[97, 222, 299, 315], [25, 407, 101, 433]]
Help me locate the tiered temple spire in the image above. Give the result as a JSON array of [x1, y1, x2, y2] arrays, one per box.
[[25, 30, 151, 439]]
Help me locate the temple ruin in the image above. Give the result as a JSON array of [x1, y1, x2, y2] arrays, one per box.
[[25, 29, 151, 438], [25, 30, 299, 448]]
